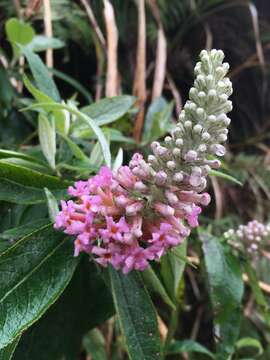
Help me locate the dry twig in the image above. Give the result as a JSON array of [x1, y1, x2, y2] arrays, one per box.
[[43, 0, 53, 68], [103, 0, 119, 97], [133, 0, 147, 142]]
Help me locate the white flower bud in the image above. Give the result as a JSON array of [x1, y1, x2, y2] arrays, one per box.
[[175, 138, 183, 147], [173, 172, 184, 182], [167, 161, 176, 170], [165, 136, 172, 144], [202, 132, 211, 141], [185, 150, 198, 162], [173, 148, 181, 156], [184, 121, 192, 129], [193, 124, 203, 133], [198, 144, 207, 152]]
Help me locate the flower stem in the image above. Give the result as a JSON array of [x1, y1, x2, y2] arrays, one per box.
[[162, 304, 179, 358]]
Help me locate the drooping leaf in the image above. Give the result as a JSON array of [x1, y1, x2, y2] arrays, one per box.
[[20, 46, 60, 102], [200, 232, 244, 359], [13, 261, 114, 360], [0, 336, 21, 360], [23, 76, 68, 135], [210, 170, 243, 186], [23, 102, 112, 168], [38, 113, 56, 169], [27, 35, 64, 52], [0, 224, 79, 349], [110, 268, 161, 360], [168, 340, 215, 358], [81, 96, 136, 126], [236, 337, 263, 357]]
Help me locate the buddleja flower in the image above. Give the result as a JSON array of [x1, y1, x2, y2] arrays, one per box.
[[225, 220, 270, 255], [55, 49, 233, 273]]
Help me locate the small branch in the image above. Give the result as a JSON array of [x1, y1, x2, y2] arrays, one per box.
[[133, 0, 147, 143], [152, 28, 167, 101], [103, 0, 119, 97], [166, 72, 182, 116], [43, 0, 53, 68], [25, 0, 42, 18], [80, 0, 106, 53], [147, 0, 167, 101]]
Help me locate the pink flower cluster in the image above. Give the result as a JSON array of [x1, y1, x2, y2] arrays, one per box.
[[55, 153, 210, 273]]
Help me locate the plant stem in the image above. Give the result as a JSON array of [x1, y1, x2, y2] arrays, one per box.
[[162, 304, 179, 358]]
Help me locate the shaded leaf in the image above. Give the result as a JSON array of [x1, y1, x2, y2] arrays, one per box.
[[168, 340, 214, 358], [83, 328, 107, 360], [81, 96, 136, 126], [0, 178, 66, 205], [14, 261, 114, 360], [110, 268, 161, 360], [0, 224, 79, 349], [200, 232, 244, 359], [0, 336, 21, 360]]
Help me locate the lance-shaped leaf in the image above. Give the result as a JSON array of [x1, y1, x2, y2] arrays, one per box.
[[38, 113, 56, 170], [110, 269, 161, 360], [0, 224, 79, 349], [20, 45, 60, 102], [0, 337, 21, 360], [200, 232, 244, 359], [13, 261, 114, 360]]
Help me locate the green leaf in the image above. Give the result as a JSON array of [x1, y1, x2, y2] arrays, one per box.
[[0, 158, 49, 173], [83, 329, 107, 360], [109, 269, 161, 360], [1, 219, 49, 241], [90, 141, 105, 168], [0, 161, 69, 189], [168, 340, 215, 358], [143, 97, 173, 142], [44, 188, 59, 222], [23, 76, 67, 135], [0, 149, 39, 162], [160, 242, 187, 302], [27, 35, 64, 52], [236, 337, 263, 357], [23, 102, 111, 168], [210, 170, 243, 186], [0, 178, 66, 204], [243, 261, 270, 326], [81, 96, 136, 126], [0, 336, 21, 360], [20, 46, 60, 102], [58, 133, 89, 162], [142, 267, 175, 310], [38, 113, 56, 169], [0, 224, 79, 349], [13, 261, 114, 360], [200, 232, 244, 359], [5, 18, 35, 56], [113, 147, 123, 172]]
